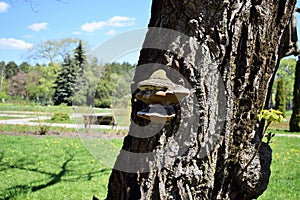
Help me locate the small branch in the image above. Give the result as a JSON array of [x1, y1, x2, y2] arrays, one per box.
[[238, 122, 271, 176], [284, 48, 300, 57], [24, 0, 38, 13], [23, 0, 68, 12], [240, 140, 263, 174]]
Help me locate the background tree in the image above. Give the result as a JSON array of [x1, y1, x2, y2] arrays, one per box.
[[290, 57, 300, 132], [72, 40, 89, 106], [86, 57, 101, 106], [94, 63, 134, 108], [26, 63, 60, 104], [53, 55, 77, 106], [26, 70, 41, 102], [0, 61, 7, 101], [8, 72, 29, 99], [95, 79, 113, 108], [28, 38, 79, 63], [0, 61, 6, 92], [74, 40, 85, 75], [19, 62, 31, 73], [105, 0, 296, 199], [5, 61, 19, 79], [271, 58, 296, 109], [275, 79, 287, 117]]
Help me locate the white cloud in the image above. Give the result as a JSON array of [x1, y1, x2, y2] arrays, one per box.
[[28, 22, 48, 32], [108, 16, 136, 27], [81, 21, 106, 32], [0, 38, 33, 50], [106, 30, 116, 36], [0, 2, 9, 13], [81, 16, 136, 33]]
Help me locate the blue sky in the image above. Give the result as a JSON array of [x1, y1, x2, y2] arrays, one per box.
[[1, 0, 300, 65], [0, 0, 152, 64]]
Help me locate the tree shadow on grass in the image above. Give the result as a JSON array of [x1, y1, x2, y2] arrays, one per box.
[[0, 152, 110, 199]]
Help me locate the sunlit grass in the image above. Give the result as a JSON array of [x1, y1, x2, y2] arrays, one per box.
[[0, 116, 31, 120], [258, 137, 300, 200], [0, 103, 72, 113], [0, 134, 122, 199], [0, 104, 299, 199], [0, 134, 299, 199], [0, 124, 77, 134], [0, 103, 111, 115]]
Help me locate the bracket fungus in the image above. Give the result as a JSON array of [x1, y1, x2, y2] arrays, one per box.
[[136, 70, 190, 105], [135, 70, 189, 123], [137, 104, 176, 122]]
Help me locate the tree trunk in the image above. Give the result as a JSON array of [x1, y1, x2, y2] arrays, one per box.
[[290, 57, 300, 132], [261, 8, 298, 136], [263, 8, 298, 112], [106, 0, 296, 199]]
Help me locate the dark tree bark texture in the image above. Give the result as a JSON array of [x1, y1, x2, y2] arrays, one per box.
[[264, 8, 299, 112], [106, 0, 296, 199]]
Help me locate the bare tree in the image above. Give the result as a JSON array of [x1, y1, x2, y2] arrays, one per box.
[[105, 0, 296, 199], [8, 72, 29, 99], [10, 0, 66, 12], [28, 38, 78, 63]]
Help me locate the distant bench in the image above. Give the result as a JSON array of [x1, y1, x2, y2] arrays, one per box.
[[83, 114, 117, 128]]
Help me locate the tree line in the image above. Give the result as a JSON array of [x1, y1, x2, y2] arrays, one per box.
[[0, 41, 296, 112], [0, 39, 297, 115], [0, 38, 297, 120], [0, 40, 135, 108]]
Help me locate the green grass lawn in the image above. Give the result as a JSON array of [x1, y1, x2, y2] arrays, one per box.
[[0, 123, 128, 136], [0, 133, 299, 199], [0, 103, 111, 115], [0, 103, 73, 114], [0, 104, 298, 199], [0, 134, 122, 200], [30, 118, 77, 125], [258, 136, 300, 200], [0, 124, 77, 134], [0, 116, 31, 120]]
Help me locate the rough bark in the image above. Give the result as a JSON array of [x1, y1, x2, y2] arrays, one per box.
[[106, 0, 296, 199], [260, 8, 298, 137], [290, 57, 300, 132], [264, 8, 298, 113]]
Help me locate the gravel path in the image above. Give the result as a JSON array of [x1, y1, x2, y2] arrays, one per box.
[[275, 133, 300, 138], [0, 112, 299, 137], [0, 113, 128, 130]]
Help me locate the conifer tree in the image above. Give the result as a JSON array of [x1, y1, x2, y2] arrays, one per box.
[[290, 57, 300, 131], [74, 40, 86, 76], [275, 78, 287, 117], [73, 40, 89, 105], [53, 55, 77, 105]]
